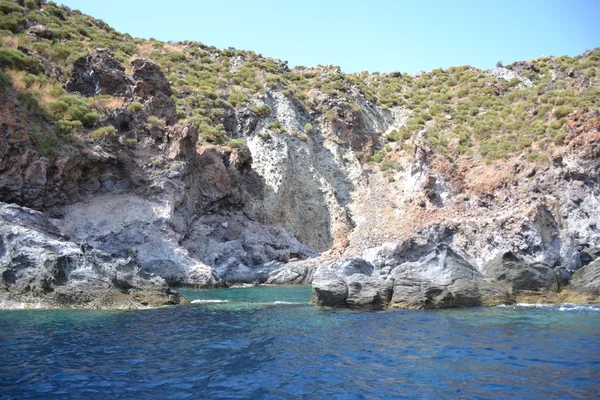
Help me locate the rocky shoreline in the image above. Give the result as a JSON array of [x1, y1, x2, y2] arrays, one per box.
[[1, 201, 598, 310], [0, 202, 181, 310], [311, 244, 599, 310]]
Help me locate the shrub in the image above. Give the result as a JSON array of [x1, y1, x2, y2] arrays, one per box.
[[299, 133, 308, 142], [380, 159, 395, 171], [304, 123, 313, 134], [252, 104, 271, 118], [146, 115, 166, 127], [386, 130, 400, 142], [0, 12, 25, 33], [22, 92, 38, 111], [24, 0, 41, 10], [0, 71, 7, 89], [553, 106, 573, 119], [127, 101, 143, 112], [227, 139, 245, 148], [199, 123, 227, 144], [228, 90, 249, 108], [0, 1, 22, 14], [57, 119, 82, 134], [90, 126, 116, 140], [0, 49, 42, 73], [31, 130, 57, 154]]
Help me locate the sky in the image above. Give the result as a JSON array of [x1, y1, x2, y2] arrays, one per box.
[[60, 0, 600, 74]]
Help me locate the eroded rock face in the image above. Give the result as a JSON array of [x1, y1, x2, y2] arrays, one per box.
[[0, 202, 181, 309], [311, 258, 394, 309], [312, 244, 512, 309], [569, 259, 600, 294], [482, 252, 556, 291], [132, 58, 174, 98], [66, 49, 133, 97]]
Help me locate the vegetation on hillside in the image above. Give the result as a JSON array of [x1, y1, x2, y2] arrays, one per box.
[[0, 0, 598, 165]]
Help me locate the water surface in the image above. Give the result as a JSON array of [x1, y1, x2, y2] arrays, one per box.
[[1, 286, 599, 399]]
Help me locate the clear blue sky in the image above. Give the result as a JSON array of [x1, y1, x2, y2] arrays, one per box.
[[60, 0, 600, 74]]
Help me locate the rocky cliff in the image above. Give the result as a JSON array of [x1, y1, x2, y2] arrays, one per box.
[[0, 1, 599, 308]]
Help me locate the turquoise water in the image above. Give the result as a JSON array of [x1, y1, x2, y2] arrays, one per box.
[[1, 286, 599, 399]]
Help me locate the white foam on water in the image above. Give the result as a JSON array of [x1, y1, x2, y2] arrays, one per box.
[[0, 299, 46, 310], [273, 301, 301, 304], [514, 303, 554, 308], [558, 304, 600, 312], [190, 299, 230, 304]]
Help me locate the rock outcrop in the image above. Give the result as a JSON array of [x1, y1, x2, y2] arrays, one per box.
[[311, 258, 394, 309], [482, 252, 556, 291], [0, 202, 181, 309], [569, 259, 600, 294], [66, 49, 133, 97], [312, 244, 513, 309]]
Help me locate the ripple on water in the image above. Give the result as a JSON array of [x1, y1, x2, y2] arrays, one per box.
[[1, 287, 599, 399]]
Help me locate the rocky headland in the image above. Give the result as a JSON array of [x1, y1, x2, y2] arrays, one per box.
[[0, 1, 599, 309]]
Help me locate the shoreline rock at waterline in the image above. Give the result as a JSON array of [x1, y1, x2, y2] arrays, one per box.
[[0, 203, 182, 310], [311, 244, 600, 310]]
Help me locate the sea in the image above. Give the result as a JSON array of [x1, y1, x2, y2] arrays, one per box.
[[1, 285, 599, 399]]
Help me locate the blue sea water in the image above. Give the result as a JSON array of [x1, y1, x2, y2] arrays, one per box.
[[1, 285, 599, 399]]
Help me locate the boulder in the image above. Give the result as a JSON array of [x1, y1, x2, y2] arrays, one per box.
[[311, 267, 349, 307], [483, 252, 556, 291], [0, 202, 181, 309], [345, 274, 394, 308], [447, 279, 512, 307], [311, 257, 392, 309], [389, 244, 483, 285], [132, 58, 173, 98], [324, 243, 513, 310], [264, 259, 316, 284], [66, 48, 133, 97], [569, 259, 600, 294], [27, 24, 53, 40]]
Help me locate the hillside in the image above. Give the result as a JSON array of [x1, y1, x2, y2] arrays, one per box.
[[0, 0, 599, 308]]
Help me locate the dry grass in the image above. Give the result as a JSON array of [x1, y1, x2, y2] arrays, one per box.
[[5, 70, 27, 91], [163, 43, 184, 54], [135, 43, 155, 58], [89, 96, 125, 111], [31, 82, 58, 104], [1, 34, 21, 49], [465, 162, 511, 195]]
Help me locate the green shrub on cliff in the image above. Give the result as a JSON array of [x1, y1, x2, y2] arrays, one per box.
[[90, 126, 116, 140], [227, 139, 245, 148], [252, 104, 271, 118]]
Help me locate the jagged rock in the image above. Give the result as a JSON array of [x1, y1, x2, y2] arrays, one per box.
[[446, 279, 512, 307], [313, 244, 511, 309], [569, 259, 600, 294], [132, 58, 173, 98], [66, 49, 133, 97], [483, 252, 556, 291], [385, 244, 509, 309], [0, 202, 181, 309], [264, 259, 319, 284], [311, 267, 349, 307], [368, 243, 483, 285], [27, 24, 53, 40], [166, 124, 198, 160]]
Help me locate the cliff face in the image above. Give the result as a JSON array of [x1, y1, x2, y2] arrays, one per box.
[[1, 1, 599, 306]]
